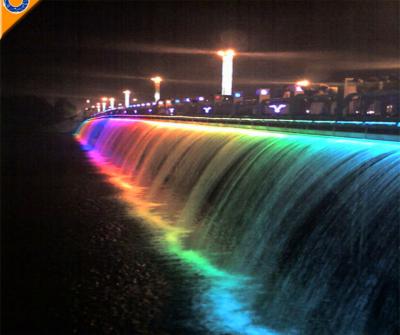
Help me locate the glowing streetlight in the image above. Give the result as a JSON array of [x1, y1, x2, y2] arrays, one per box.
[[217, 49, 235, 96], [123, 90, 131, 108], [96, 102, 101, 113], [101, 97, 108, 111], [109, 97, 115, 109], [296, 80, 310, 87], [151, 76, 163, 102]]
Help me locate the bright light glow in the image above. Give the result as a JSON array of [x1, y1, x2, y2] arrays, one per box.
[[269, 104, 287, 113], [109, 97, 115, 109], [158, 101, 164, 105], [151, 77, 162, 102], [141, 103, 145, 107], [198, 96, 205, 101], [86, 99, 90, 104], [175, 99, 181, 103], [296, 80, 310, 87], [101, 97, 108, 102], [132, 98, 138, 102], [203, 106, 212, 114], [218, 49, 235, 96], [101, 101, 107, 111], [146, 102, 151, 107], [234, 92, 241, 98], [260, 89, 268, 96], [151, 76, 162, 84], [123, 90, 131, 108], [185, 98, 191, 102]]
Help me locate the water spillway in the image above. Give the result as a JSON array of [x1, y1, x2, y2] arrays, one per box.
[[76, 117, 400, 335]]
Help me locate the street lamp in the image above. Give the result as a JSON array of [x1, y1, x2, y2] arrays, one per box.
[[151, 76, 163, 102], [109, 97, 115, 109], [123, 90, 131, 108], [296, 80, 310, 87], [217, 49, 235, 96], [101, 97, 108, 111]]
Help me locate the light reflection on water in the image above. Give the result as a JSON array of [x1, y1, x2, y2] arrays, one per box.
[[82, 148, 282, 335]]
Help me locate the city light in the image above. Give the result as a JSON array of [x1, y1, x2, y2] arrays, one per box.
[[234, 92, 241, 98], [198, 96, 205, 101], [101, 97, 107, 111], [109, 97, 115, 109], [269, 104, 287, 113], [86, 99, 90, 104], [203, 106, 212, 114], [151, 76, 163, 102], [217, 49, 235, 96], [296, 80, 310, 87], [123, 90, 131, 108]]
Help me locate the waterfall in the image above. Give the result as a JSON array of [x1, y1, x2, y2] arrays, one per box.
[[77, 117, 400, 335]]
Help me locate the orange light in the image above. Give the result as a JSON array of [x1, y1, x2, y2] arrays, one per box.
[[151, 76, 163, 84], [296, 80, 310, 87]]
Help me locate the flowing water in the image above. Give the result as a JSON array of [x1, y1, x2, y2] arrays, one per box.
[[76, 117, 400, 335]]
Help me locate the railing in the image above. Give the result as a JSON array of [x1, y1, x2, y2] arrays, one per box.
[[87, 112, 400, 142]]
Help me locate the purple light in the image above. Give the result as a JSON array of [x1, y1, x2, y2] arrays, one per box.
[[269, 104, 287, 113], [203, 106, 212, 114]]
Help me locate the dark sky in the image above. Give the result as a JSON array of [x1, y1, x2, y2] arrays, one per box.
[[2, 0, 399, 107]]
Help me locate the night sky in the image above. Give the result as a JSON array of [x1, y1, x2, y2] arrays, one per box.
[[2, 0, 399, 107]]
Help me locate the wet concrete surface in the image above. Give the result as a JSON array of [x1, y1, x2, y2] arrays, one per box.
[[2, 130, 206, 334]]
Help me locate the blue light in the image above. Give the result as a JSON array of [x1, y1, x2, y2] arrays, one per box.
[[175, 99, 181, 104], [234, 92, 241, 98]]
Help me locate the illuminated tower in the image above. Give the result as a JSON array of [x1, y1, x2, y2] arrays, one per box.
[[217, 49, 235, 96], [151, 76, 162, 102], [123, 90, 131, 108], [109, 97, 115, 109]]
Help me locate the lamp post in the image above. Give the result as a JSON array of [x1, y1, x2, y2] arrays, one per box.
[[101, 97, 108, 111], [217, 49, 235, 96], [123, 90, 131, 108], [109, 97, 115, 109], [151, 76, 162, 102]]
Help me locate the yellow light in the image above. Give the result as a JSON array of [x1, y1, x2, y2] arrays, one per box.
[[226, 49, 235, 56], [296, 80, 310, 87], [217, 49, 235, 57], [101, 97, 108, 102], [151, 76, 163, 84]]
